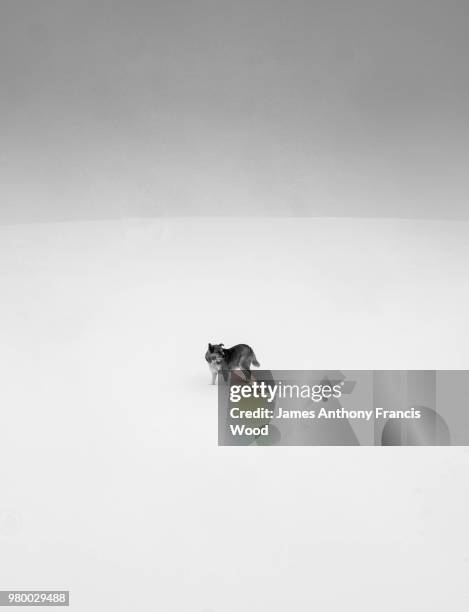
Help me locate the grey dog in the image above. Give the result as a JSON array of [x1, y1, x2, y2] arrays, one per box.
[[205, 343, 260, 384]]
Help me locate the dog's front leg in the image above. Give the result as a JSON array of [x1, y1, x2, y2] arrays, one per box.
[[211, 370, 217, 385]]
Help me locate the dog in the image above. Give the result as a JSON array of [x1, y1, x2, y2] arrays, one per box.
[[205, 343, 260, 384]]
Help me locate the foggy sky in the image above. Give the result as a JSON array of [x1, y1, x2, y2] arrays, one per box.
[[1, 0, 469, 222]]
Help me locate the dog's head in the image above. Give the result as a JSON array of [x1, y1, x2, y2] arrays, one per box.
[[206, 343, 225, 367]]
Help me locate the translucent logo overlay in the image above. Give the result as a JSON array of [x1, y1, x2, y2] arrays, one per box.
[[217, 370, 467, 446]]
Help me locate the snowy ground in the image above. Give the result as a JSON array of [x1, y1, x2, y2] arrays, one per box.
[[1, 217, 469, 611]]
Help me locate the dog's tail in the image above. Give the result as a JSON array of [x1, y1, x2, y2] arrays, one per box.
[[251, 352, 260, 367]]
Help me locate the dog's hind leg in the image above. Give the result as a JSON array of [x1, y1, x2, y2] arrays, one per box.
[[240, 359, 252, 381]]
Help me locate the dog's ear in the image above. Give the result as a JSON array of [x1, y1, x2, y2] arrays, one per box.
[[208, 343, 213, 351]]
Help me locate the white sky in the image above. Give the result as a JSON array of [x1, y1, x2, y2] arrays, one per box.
[[1, 1, 469, 222]]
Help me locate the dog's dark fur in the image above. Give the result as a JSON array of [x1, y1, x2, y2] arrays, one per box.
[[205, 343, 260, 384]]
